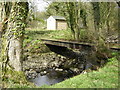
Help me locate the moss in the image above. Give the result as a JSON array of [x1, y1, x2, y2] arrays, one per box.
[[2, 69, 35, 88]]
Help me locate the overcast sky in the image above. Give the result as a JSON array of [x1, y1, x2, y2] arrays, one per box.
[[34, 0, 50, 12]]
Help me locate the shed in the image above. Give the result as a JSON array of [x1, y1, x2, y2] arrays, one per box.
[[47, 16, 67, 30]]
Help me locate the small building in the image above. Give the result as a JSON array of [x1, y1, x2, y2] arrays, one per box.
[[47, 16, 67, 30]]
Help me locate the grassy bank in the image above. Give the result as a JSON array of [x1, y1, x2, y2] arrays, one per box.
[[25, 28, 73, 40], [3, 55, 118, 88], [2, 70, 35, 88], [2, 28, 118, 88], [40, 56, 118, 88], [24, 29, 118, 88]]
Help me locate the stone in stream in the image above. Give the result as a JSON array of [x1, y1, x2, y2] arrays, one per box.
[[70, 68, 80, 73], [40, 71, 47, 76], [55, 68, 63, 72], [23, 48, 103, 80], [33, 68, 40, 73], [25, 69, 38, 79]]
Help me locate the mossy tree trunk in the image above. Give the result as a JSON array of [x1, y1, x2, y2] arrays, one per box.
[[0, 2, 12, 78], [0, 2, 12, 59], [66, 2, 82, 41], [117, 2, 120, 45], [91, 2, 100, 42], [2, 2, 29, 76]]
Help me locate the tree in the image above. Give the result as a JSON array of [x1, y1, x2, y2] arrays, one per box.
[[91, 2, 100, 42], [116, 1, 120, 44], [116, 1, 120, 7], [0, 2, 12, 77], [99, 2, 117, 37], [46, 2, 87, 41], [46, 1, 118, 43], [1, 1, 29, 78]]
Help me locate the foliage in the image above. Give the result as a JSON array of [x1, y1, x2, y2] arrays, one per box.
[[99, 2, 117, 37], [27, 11, 47, 29], [46, 2, 88, 41], [46, 2, 118, 44], [91, 2, 100, 42], [1, 1, 119, 88]]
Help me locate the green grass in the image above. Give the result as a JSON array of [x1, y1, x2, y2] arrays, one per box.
[[25, 28, 73, 40], [24, 28, 96, 43], [40, 57, 118, 88], [3, 28, 118, 88], [23, 29, 74, 54], [3, 55, 118, 88], [24, 28, 119, 88], [2, 70, 35, 88]]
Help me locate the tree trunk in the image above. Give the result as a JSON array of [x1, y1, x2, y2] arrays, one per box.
[[91, 2, 100, 41], [75, 29, 80, 41], [0, 2, 12, 77], [116, 1, 120, 7], [106, 20, 110, 35], [2, 2, 29, 73], [106, 2, 111, 36], [117, 2, 120, 46]]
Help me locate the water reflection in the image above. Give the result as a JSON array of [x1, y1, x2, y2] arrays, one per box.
[[29, 73, 64, 86]]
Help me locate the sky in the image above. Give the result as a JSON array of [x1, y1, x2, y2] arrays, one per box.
[[33, 0, 117, 12], [34, 0, 50, 12]]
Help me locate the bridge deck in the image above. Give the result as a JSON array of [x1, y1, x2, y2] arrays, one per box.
[[41, 39, 95, 49], [41, 39, 120, 51]]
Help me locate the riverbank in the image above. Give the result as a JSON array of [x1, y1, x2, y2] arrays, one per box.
[[23, 29, 119, 88], [2, 55, 118, 88], [40, 56, 118, 88], [2, 29, 119, 88]]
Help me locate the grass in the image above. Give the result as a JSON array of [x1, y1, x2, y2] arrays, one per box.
[[40, 56, 118, 88], [23, 28, 94, 53], [23, 28, 74, 54], [2, 28, 119, 88], [2, 70, 35, 88], [3, 54, 119, 88], [24, 28, 119, 88], [25, 28, 73, 40], [24, 28, 96, 43]]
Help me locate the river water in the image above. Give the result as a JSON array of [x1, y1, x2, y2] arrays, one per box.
[[28, 73, 64, 86], [28, 69, 67, 87], [24, 48, 101, 87], [27, 63, 93, 87]]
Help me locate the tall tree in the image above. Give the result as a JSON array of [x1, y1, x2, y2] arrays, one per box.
[[106, 2, 111, 35], [0, 2, 12, 77], [47, 2, 86, 41], [1, 1, 29, 77], [91, 2, 100, 42], [116, 1, 120, 45]]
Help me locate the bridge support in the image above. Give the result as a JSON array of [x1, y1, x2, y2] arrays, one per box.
[[46, 44, 81, 59], [45, 44, 100, 70]]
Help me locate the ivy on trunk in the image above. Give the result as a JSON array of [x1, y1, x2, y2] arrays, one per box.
[[1, 2, 29, 78]]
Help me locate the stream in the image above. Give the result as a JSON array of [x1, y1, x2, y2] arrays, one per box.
[[23, 47, 105, 87], [28, 70, 65, 86]]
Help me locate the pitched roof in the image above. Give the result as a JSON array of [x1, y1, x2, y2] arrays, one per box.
[[52, 16, 66, 20]]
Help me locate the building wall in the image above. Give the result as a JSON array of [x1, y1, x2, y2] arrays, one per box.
[[47, 16, 56, 30], [56, 20, 67, 30]]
